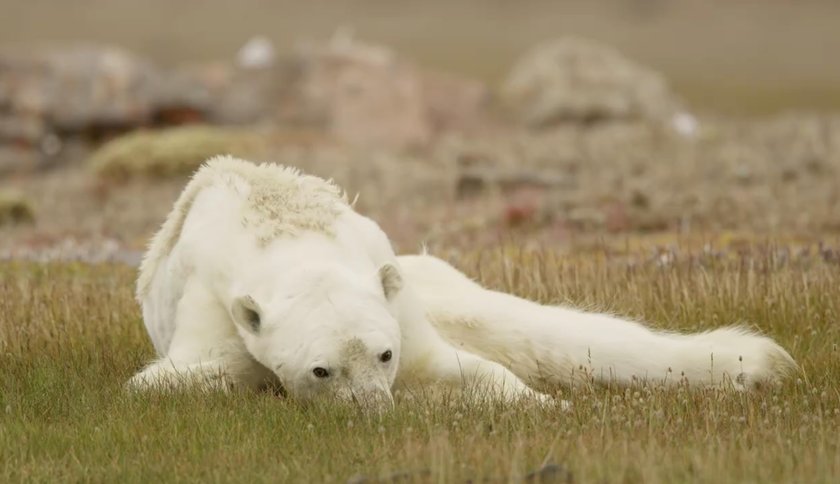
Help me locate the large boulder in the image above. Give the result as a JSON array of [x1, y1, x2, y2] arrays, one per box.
[[277, 34, 431, 149], [274, 34, 489, 149], [501, 37, 683, 127]]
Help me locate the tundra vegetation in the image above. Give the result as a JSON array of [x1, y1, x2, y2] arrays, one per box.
[[1, 246, 838, 483]]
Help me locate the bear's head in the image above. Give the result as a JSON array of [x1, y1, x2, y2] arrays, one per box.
[[229, 262, 403, 410]]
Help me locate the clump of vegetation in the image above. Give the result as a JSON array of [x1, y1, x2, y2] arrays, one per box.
[[1, 245, 838, 482], [88, 125, 283, 180], [0, 191, 35, 225]]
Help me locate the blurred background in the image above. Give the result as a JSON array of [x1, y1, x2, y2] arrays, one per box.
[[1, 0, 839, 262]]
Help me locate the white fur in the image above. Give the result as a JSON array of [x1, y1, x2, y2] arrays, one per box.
[[130, 156, 537, 408], [132, 156, 795, 408], [397, 254, 798, 391]]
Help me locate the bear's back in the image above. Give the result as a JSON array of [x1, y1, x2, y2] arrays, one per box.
[[136, 156, 349, 302]]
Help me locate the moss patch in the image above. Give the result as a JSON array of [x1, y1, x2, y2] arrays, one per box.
[[0, 191, 35, 226], [88, 125, 324, 181]]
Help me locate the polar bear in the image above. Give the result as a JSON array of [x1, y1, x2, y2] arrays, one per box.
[[129, 156, 536, 408], [397, 255, 797, 391], [131, 156, 796, 405]]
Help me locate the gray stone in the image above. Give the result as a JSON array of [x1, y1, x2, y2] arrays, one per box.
[[502, 37, 682, 127]]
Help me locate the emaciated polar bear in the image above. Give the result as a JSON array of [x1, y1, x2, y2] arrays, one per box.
[[130, 156, 796, 406], [130, 156, 538, 407]]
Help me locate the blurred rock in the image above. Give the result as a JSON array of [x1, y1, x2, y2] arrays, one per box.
[[0, 145, 28, 173], [278, 33, 431, 149], [501, 37, 683, 127], [1, 39, 490, 155], [192, 59, 297, 125], [236, 36, 277, 69], [420, 70, 489, 136], [0, 44, 213, 145], [266, 32, 489, 148], [671, 111, 698, 137], [188, 36, 290, 125]]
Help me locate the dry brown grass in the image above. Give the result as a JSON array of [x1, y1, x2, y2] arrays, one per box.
[[1, 244, 838, 483]]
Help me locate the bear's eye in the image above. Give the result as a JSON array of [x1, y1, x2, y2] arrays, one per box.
[[379, 350, 392, 363], [312, 367, 330, 379]]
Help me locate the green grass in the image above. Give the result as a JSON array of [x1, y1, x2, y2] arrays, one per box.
[[1, 246, 839, 483], [87, 125, 329, 182]]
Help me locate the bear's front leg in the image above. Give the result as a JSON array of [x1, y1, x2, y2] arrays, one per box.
[[397, 332, 548, 403], [130, 277, 274, 392], [434, 347, 550, 402], [393, 283, 550, 403], [127, 358, 233, 391]]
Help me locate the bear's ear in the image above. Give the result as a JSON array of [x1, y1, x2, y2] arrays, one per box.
[[231, 295, 262, 334], [378, 263, 403, 301]]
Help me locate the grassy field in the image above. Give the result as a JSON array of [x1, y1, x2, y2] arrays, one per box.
[[1, 245, 838, 483]]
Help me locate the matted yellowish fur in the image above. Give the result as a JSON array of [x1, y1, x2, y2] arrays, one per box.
[[136, 155, 347, 301]]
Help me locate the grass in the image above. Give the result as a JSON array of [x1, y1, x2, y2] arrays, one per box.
[[1, 245, 839, 483]]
